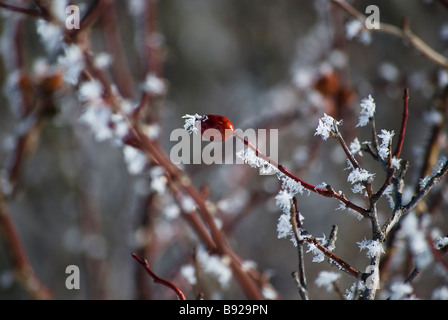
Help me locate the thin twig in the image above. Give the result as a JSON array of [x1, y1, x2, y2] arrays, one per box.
[[234, 131, 369, 217], [0, 1, 41, 17], [331, 0, 448, 68], [0, 189, 52, 299], [393, 89, 409, 159], [131, 252, 186, 300], [289, 197, 308, 300]]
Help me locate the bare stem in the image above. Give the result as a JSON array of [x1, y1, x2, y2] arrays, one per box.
[[331, 0, 448, 68], [233, 131, 369, 217], [393, 89, 409, 159], [289, 198, 308, 300], [0, 1, 41, 17], [131, 252, 186, 300]]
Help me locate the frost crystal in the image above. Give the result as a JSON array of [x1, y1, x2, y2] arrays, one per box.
[[58, 44, 85, 85], [345, 280, 366, 300], [391, 156, 401, 169], [384, 184, 395, 209], [180, 196, 196, 212], [306, 242, 325, 263], [79, 106, 114, 142], [279, 175, 304, 196], [349, 138, 363, 156], [345, 20, 371, 45], [78, 80, 103, 102], [163, 203, 180, 220], [399, 211, 433, 269], [377, 129, 395, 160], [277, 213, 295, 246], [357, 95, 376, 127], [196, 247, 232, 289], [315, 271, 341, 291], [180, 264, 197, 285], [36, 20, 63, 53], [389, 282, 413, 300], [345, 20, 363, 40], [275, 190, 293, 213], [435, 236, 448, 250], [347, 168, 375, 184], [315, 113, 342, 141], [149, 166, 167, 194], [182, 114, 202, 135], [123, 146, 147, 175], [432, 286, 448, 300], [94, 52, 112, 69], [357, 238, 384, 258], [142, 73, 166, 95], [351, 183, 365, 194]]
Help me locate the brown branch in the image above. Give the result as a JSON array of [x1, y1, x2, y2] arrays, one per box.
[[331, 0, 448, 69], [131, 252, 186, 300], [100, 1, 136, 99], [306, 235, 361, 278], [127, 128, 265, 300], [0, 1, 41, 17], [234, 131, 369, 217], [0, 190, 52, 299], [393, 89, 409, 159], [289, 197, 308, 300]]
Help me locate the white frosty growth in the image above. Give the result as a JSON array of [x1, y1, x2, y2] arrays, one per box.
[[58, 44, 85, 85], [276, 212, 296, 246], [377, 129, 395, 160], [180, 264, 197, 286], [182, 114, 202, 135], [389, 282, 413, 300], [196, 246, 232, 289], [432, 286, 448, 300], [123, 146, 147, 175], [315, 271, 341, 292], [315, 113, 342, 141], [142, 73, 166, 95], [349, 138, 363, 156], [357, 95, 376, 127], [356, 238, 384, 258], [347, 168, 375, 185], [275, 190, 293, 213], [306, 242, 325, 263]]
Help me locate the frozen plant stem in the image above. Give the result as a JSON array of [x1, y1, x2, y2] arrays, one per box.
[[289, 198, 308, 300], [233, 131, 369, 217]]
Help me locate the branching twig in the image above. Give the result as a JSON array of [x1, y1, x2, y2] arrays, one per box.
[[331, 0, 448, 68], [289, 197, 308, 300], [234, 131, 369, 217], [131, 252, 186, 300]]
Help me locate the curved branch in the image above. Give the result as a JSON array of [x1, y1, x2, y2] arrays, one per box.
[[131, 252, 186, 300]]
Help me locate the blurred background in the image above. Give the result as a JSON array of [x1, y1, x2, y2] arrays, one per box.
[[0, 0, 447, 299]]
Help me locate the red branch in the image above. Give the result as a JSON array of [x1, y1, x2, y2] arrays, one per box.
[[393, 88, 409, 159], [234, 132, 369, 217], [0, 1, 41, 17], [131, 252, 186, 300]]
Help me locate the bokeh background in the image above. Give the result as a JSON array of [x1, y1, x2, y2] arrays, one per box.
[[0, 0, 447, 299]]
